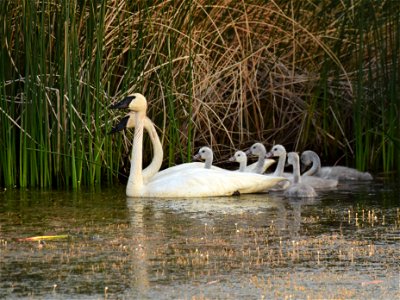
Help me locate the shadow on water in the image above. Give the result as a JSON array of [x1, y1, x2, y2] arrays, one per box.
[[0, 177, 399, 299]]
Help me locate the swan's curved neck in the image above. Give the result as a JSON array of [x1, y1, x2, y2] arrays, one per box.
[[292, 158, 301, 184], [141, 118, 163, 182], [255, 149, 266, 173], [274, 152, 286, 176], [204, 155, 213, 169], [303, 153, 321, 176], [239, 159, 247, 172], [127, 111, 145, 196]]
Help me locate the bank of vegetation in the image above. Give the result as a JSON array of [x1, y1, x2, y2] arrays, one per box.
[[1, 0, 398, 188]]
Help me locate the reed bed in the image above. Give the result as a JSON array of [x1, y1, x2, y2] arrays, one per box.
[[0, 0, 399, 188]]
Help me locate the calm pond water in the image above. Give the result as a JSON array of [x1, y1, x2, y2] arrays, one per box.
[[1, 177, 399, 299]]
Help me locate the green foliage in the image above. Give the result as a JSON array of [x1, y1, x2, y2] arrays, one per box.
[[0, 0, 398, 188]]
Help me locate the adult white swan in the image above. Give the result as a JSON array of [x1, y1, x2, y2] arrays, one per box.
[[110, 93, 286, 197], [301, 150, 373, 181]]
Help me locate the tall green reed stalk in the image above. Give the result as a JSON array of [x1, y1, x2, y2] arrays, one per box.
[[352, 0, 400, 172], [0, 0, 399, 189], [0, 1, 124, 188]]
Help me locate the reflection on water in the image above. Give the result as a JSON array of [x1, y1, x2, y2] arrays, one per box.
[[0, 177, 399, 299]]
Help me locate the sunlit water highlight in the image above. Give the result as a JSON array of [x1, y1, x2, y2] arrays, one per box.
[[1, 177, 399, 299]]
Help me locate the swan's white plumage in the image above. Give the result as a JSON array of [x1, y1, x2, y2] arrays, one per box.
[[122, 113, 273, 178], [119, 113, 223, 181], [114, 93, 286, 198], [112, 112, 163, 183], [141, 167, 286, 197]]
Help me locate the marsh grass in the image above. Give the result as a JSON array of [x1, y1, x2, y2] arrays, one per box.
[[0, 0, 399, 188]]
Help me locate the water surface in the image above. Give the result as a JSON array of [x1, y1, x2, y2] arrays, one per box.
[[1, 177, 399, 299]]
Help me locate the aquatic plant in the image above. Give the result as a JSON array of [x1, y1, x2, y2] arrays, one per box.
[[0, 0, 398, 188]]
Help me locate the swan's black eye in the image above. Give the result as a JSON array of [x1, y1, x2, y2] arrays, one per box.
[[238, 153, 241, 157]]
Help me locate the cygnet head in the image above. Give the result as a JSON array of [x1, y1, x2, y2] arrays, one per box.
[[193, 146, 213, 161], [266, 144, 286, 158], [300, 150, 317, 167], [246, 143, 266, 157], [110, 93, 148, 112], [229, 151, 247, 163]]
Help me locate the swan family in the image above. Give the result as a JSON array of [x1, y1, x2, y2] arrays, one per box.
[[110, 93, 286, 198], [110, 93, 373, 198]]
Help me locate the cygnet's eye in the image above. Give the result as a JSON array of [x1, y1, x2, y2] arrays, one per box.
[[237, 153, 241, 157]]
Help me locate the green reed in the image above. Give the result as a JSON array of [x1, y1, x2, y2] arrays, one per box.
[[0, 1, 121, 188], [352, 0, 400, 172], [0, 0, 398, 189]]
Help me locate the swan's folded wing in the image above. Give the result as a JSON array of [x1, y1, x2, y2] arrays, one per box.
[[149, 162, 225, 182], [143, 168, 286, 198]]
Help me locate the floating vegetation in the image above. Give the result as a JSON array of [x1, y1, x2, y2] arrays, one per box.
[[17, 235, 70, 242]]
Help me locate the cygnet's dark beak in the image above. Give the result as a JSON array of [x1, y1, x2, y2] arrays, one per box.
[[245, 149, 252, 156], [109, 95, 135, 109], [193, 153, 201, 161], [265, 151, 273, 158], [228, 156, 236, 162], [109, 115, 130, 134]]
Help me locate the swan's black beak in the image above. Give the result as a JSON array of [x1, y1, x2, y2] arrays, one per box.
[[109, 115, 130, 134], [109, 95, 136, 109]]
